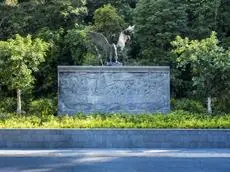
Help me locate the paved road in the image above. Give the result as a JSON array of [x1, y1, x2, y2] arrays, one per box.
[[0, 149, 230, 172]]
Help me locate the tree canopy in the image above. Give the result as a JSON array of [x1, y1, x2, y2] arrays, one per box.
[[0, 34, 49, 113], [172, 32, 230, 113], [0, 0, 230, 113]]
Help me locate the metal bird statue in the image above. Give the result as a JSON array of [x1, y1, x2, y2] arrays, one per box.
[[89, 26, 134, 66], [117, 25, 135, 51], [89, 32, 118, 66]]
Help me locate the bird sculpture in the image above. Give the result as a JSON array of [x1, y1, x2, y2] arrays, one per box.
[[89, 26, 134, 66]]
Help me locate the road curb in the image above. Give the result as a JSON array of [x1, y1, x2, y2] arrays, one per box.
[[0, 129, 230, 148]]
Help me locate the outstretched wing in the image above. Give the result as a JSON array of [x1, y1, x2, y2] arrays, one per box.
[[89, 32, 111, 53]]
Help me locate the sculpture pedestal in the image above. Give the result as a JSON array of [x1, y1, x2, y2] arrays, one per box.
[[58, 66, 170, 115]]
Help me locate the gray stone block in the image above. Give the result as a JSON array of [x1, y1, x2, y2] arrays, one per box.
[[58, 66, 170, 115], [0, 129, 230, 148]]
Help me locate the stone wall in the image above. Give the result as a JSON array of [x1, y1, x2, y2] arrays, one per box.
[[58, 66, 170, 115], [0, 129, 230, 149]]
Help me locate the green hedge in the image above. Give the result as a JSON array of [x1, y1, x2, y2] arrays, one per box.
[[171, 98, 206, 113], [0, 111, 230, 128]]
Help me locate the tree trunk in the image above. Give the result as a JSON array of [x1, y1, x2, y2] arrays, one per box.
[[207, 96, 212, 114], [16, 89, 22, 114]]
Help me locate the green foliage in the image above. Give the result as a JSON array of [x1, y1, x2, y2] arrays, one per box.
[[63, 28, 89, 65], [171, 99, 206, 113], [1, 112, 230, 128], [133, 0, 192, 98], [0, 34, 49, 90], [93, 4, 126, 42], [1, 0, 230, 113], [33, 28, 66, 96], [0, 0, 87, 39], [212, 96, 230, 114], [85, 0, 137, 23], [0, 34, 49, 113], [186, 0, 222, 39], [82, 52, 99, 65], [219, 1, 230, 48], [133, 0, 230, 100], [28, 98, 57, 115], [134, 0, 188, 64], [171, 32, 230, 99], [0, 97, 17, 113], [4, 0, 17, 6]]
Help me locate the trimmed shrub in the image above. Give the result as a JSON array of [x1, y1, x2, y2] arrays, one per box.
[[171, 98, 206, 113], [28, 98, 57, 115], [0, 111, 230, 128], [0, 97, 17, 113]]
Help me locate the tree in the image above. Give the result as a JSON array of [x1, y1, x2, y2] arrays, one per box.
[[134, 0, 188, 65], [171, 32, 230, 113], [63, 28, 92, 65], [185, 0, 230, 48], [33, 28, 65, 97], [186, 0, 222, 38], [93, 4, 126, 43], [85, 0, 137, 23], [133, 0, 230, 99], [3, 0, 17, 6], [0, 0, 87, 39], [0, 34, 49, 114], [0, 0, 88, 97], [218, 0, 230, 48]]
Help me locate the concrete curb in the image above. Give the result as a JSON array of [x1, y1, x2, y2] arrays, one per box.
[[0, 129, 230, 149]]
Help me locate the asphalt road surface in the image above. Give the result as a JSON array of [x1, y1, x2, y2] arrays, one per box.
[[0, 149, 230, 172]]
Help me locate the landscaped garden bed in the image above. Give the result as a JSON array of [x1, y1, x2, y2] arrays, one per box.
[[1, 111, 230, 129]]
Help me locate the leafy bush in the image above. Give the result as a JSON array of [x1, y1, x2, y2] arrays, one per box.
[[0, 97, 17, 113], [212, 97, 230, 114], [28, 98, 57, 115], [63, 29, 88, 65], [171, 99, 206, 113], [82, 52, 100, 65]]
